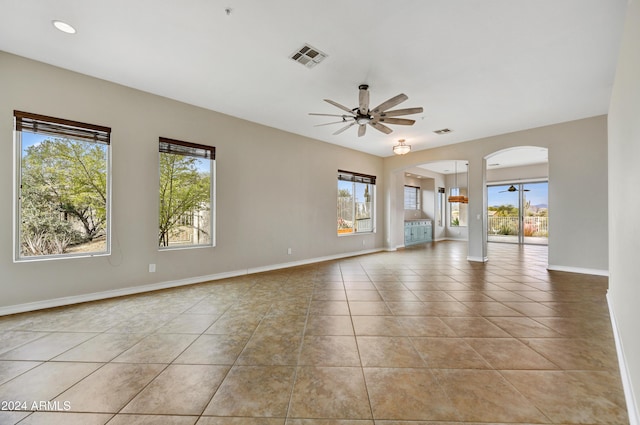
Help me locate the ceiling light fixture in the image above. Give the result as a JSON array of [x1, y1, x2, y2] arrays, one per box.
[[52, 20, 76, 34], [393, 139, 411, 155]]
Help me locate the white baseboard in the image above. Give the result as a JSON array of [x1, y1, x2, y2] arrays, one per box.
[[607, 294, 640, 425], [547, 264, 609, 276], [467, 256, 488, 263], [0, 248, 383, 316]]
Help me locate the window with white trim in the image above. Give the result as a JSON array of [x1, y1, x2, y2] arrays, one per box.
[[14, 110, 111, 260], [159, 137, 215, 249], [404, 185, 420, 210], [337, 170, 375, 235]]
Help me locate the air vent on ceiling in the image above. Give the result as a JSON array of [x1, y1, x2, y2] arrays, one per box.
[[290, 44, 328, 68], [434, 128, 453, 135]]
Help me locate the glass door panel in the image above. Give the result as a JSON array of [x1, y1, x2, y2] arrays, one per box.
[[487, 185, 520, 243], [522, 182, 548, 245]]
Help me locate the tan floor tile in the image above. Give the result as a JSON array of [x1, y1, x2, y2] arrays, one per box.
[[312, 290, 347, 301], [107, 414, 198, 425], [345, 290, 382, 302], [357, 336, 425, 367], [396, 317, 456, 337], [522, 337, 619, 370], [198, 418, 284, 425], [155, 314, 221, 334], [122, 364, 228, 415], [173, 333, 248, 365], [466, 338, 559, 369], [105, 313, 177, 333], [0, 360, 41, 385], [419, 301, 476, 316], [286, 420, 373, 425], [289, 367, 371, 419], [501, 301, 558, 317], [237, 334, 302, 365], [351, 316, 405, 336], [204, 312, 262, 335], [432, 369, 548, 423], [440, 317, 511, 337], [502, 370, 629, 424], [0, 411, 30, 424], [378, 291, 420, 302], [256, 315, 307, 337], [203, 365, 295, 417], [363, 367, 459, 421], [412, 291, 458, 302], [0, 362, 101, 402], [0, 331, 49, 355], [486, 316, 560, 337], [461, 302, 523, 317], [112, 333, 197, 363], [299, 336, 360, 366], [309, 301, 350, 315], [411, 337, 490, 369], [53, 333, 145, 362], [16, 412, 112, 424], [305, 316, 353, 335], [348, 301, 392, 315], [0, 332, 97, 361], [54, 363, 164, 413], [446, 291, 495, 302]]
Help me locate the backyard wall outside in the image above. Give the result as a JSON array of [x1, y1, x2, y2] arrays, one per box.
[[0, 52, 384, 312]]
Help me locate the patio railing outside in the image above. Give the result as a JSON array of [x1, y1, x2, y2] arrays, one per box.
[[488, 216, 548, 237]]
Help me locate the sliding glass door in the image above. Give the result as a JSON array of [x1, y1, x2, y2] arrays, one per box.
[[487, 182, 548, 245]]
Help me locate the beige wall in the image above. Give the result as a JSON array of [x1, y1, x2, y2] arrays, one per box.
[[384, 115, 609, 269], [0, 50, 610, 314], [0, 52, 384, 311], [608, 0, 640, 419]]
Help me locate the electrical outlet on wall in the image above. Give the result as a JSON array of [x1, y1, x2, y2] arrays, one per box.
[[149, 264, 156, 273]]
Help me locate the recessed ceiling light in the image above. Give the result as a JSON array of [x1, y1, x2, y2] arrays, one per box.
[[52, 20, 76, 34]]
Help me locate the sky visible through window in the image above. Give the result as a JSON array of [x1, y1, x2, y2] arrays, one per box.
[[487, 183, 548, 207]]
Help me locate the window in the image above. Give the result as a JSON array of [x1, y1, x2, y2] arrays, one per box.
[[159, 137, 215, 249], [404, 185, 420, 210], [449, 187, 468, 227], [337, 170, 375, 235], [14, 110, 111, 260], [437, 187, 445, 226]]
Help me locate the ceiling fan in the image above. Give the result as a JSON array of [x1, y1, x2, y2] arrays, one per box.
[[499, 185, 531, 193], [309, 84, 423, 137]]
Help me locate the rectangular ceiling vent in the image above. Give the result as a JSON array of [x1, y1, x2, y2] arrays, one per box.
[[434, 128, 453, 135], [290, 44, 328, 68]]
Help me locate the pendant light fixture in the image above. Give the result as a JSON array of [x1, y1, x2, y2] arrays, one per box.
[[393, 139, 411, 155], [448, 161, 465, 203]]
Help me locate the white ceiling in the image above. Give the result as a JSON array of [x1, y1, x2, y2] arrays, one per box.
[[0, 0, 627, 158]]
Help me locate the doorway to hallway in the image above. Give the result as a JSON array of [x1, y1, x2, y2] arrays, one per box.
[[487, 181, 548, 245]]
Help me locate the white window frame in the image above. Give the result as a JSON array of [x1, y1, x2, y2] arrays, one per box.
[[13, 111, 111, 262], [158, 137, 216, 250], [337, 170, 376, 236]]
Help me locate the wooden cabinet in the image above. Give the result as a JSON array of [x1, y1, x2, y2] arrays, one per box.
[[404, 220, 432, 246]]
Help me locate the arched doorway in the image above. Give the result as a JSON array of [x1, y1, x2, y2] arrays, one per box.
[[485, 147, 548, 246]]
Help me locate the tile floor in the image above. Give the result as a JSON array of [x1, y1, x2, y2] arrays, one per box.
[[0, 242, 629, 424]]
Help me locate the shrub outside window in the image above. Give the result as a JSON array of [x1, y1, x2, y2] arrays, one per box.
[[14, 111, 111, 260], [337, 170, 375, 235], [159, 137, 215, 249]]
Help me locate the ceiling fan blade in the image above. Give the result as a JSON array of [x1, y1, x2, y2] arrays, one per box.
[[333, 122, 356, 135], [369, 121, 393, 134], [324, 99, 354, 114], [377, 107, 424, 117], [358, 124, 366, 137], [314, 120, 349, 127], [371, 93, 408, 114], [378, 117, 416, 126], [359, 86, 370, 115], [309, 113, 353, 118]]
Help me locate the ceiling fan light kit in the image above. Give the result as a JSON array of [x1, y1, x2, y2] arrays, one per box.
[[310, 84, 423, 138]]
